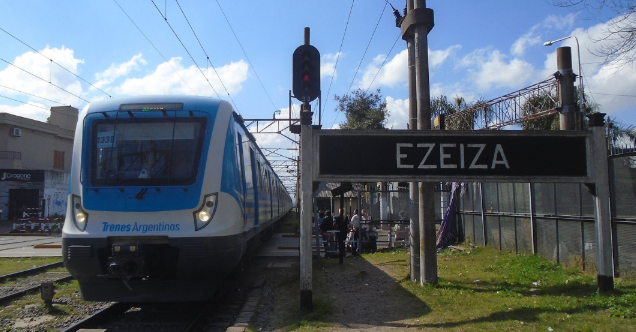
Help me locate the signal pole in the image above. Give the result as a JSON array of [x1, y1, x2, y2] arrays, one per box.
[[400, 0, 437, 285], [293, 27, 320, 311]]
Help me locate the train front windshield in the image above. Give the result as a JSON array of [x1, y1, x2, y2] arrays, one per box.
[[90, 117, 207, 187]]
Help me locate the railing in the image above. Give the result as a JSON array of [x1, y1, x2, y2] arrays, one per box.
[[0, 151, 21, 160]]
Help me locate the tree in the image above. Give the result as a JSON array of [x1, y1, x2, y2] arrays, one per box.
[[553, 1, 636, 65], [521, 91, 560, 130], [334, 89, 389, 129]]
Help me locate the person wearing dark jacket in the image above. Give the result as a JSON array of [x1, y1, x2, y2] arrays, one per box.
[[335, 208, 347, 263]]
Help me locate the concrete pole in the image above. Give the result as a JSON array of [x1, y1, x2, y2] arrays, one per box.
[[556, 47, 576, 130], [588, 112, 614, 292], [406, 0, 421, 283], [299, 27, 313, 311], [299, 108, 313, 311], [413, 0, 437, 286]]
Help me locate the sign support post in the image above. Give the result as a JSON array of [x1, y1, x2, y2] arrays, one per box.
[[588, 113, 614, 292]]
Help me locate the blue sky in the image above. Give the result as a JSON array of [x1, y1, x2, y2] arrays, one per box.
[[1, 1, 635, 188]]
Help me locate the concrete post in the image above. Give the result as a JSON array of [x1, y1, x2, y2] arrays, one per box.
[[413, 0, 438, 286], [299, 27, 313, 311], [406, 0, 421, 283], [299, 103, 313, 310], [556, 47, 576, 130], [588, 112, 614, 292]]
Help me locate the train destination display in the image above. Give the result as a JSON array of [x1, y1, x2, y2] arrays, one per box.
[[315, 130, 590, 183]]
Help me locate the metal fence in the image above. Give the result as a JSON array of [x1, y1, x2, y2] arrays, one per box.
[[458, 152, 636, 274]]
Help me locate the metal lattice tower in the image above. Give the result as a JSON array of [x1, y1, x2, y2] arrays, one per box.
[[443, 77, 560, 130]]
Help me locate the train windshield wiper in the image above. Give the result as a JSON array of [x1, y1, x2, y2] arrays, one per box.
[[135, 188, 149, 200]]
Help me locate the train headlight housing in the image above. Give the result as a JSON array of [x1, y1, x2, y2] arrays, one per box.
[[193, 193, 218, 231], [71, 195, 89, 231]]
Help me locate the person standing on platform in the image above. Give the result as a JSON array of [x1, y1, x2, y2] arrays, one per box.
[[335, 208, 347, 263], [349, 209, 360, 256]]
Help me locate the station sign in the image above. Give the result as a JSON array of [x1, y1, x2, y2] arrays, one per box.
[[314, 130, 590, 183]]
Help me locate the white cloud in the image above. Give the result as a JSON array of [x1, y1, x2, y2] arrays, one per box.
[[385, 96, 408, 130], [320, 52, 340, 79], [357, 45, 459, 91], [0, 102, 50, 122], [430, 45, 461, 68], [114, 57, 249, 97], [511, 31, 542, 57], [462, 48, 536, 90], [358, 49, 407, 90], [94, 53, 146, 89], [0, 46, 86, 121]]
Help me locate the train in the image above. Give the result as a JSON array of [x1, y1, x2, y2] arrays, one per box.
[[62, 96, 293, 302]]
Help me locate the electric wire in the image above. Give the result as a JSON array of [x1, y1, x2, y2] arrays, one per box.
[[365, 31, 401, 91], [345, 2, 387, 97], [112, 0, 197, 95], [325, 0, 355, 124], [174, 0, 241, 113], [0, 27, 112, 99], [0, 57, 89, 103], [214, 0, 278, 112], [0, 93, 49, 110], [150, 0, 222, 100], [0, 84, 67, 105]]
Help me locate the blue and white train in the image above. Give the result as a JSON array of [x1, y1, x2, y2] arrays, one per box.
[[63, 96, 292, 302]]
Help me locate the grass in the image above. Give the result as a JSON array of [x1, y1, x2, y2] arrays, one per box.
[[265, 245, 636, 331], [0, 257, 63, 277]]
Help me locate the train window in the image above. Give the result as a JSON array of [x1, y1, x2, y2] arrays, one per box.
[[90, 117, 206, 186]]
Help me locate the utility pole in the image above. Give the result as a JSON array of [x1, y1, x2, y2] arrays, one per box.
[[556, 47, 576, 130], [399, 0, 420, 283], [400, 0, 436, 285]]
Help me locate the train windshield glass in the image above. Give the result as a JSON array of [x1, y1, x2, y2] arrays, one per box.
[[90, 117, 207, 186]]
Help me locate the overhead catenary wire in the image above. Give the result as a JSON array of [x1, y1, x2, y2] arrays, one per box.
[[0, 27, 113, 99], [0, 84, 68, 106], [174, 0, 241, 114], [112, 0, 198, 96], [345, 2, 387, 97], [0, 93, 50, 110], [325, 0, 356, 122], [0, 57, 89, 103], [150, 0, 222, 100], [214, 0, 278, 112], [365, 32, 401, 91]]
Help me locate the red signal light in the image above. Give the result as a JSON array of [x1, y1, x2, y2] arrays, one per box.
[[303, 74, 310, 82]]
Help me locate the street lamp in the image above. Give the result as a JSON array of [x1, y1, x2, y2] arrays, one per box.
[[544, 35, 585, 126]]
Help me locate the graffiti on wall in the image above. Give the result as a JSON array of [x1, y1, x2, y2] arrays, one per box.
[[44, 171, 69, 217]]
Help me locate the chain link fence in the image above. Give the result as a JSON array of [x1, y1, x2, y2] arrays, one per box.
[[459, 152, 636, 274]]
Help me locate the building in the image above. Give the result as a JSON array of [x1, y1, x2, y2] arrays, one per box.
[[0, 106, 77, 220]]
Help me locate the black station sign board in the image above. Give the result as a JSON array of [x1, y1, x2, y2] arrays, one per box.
[[314, 130, 591, 183]]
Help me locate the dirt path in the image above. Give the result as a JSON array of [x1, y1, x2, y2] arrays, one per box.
[[251, 253, 429, 331]]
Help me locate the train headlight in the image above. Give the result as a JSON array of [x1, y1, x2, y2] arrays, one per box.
[[193, 193, 218, 231], [71, 195, 89, 231]]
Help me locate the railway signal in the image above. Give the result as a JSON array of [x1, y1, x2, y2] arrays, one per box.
[[292, 44, 320, 102]]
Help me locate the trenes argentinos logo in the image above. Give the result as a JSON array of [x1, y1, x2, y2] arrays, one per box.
[[0, 172, 32, 181]]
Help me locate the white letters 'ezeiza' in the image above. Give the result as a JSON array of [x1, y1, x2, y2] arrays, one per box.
[[396, 143, 510, 170]]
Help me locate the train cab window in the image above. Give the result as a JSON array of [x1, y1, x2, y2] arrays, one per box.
[[90, 117, 207, 186]]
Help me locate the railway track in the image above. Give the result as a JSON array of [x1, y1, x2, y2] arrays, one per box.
[[61, 274, 255, 332], [0, 261, 73, 303]]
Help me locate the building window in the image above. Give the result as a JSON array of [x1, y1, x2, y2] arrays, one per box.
[[54, 150, 65, 169]]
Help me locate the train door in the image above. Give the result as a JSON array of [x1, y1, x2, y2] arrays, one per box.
[[237, 133, 248, 224], [241, 138, 256, 229], [268, 171, 274, 221], [251, 149, 260, 227]]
